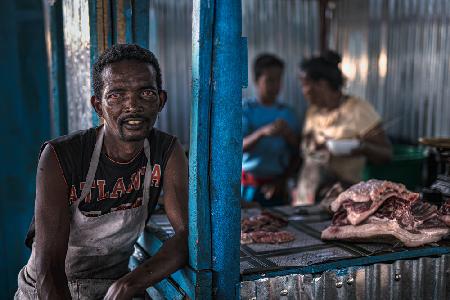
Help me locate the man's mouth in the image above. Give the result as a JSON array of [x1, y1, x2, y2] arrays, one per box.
[[125, 119, 144, 125], [121, 117, 148, 130]]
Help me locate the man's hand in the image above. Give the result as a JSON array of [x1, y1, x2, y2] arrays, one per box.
[[103, 279, 135, 300], [244, 119, 299, 151], [260, 119, 288, 137]]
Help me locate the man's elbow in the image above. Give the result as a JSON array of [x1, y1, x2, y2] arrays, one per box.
[[173, 230, 189, 266]]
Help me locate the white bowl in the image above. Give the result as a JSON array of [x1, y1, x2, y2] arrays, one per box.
[[326, 139, 360, 155]]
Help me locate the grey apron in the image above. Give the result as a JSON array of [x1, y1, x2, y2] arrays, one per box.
[[16, 127, 152, 299]]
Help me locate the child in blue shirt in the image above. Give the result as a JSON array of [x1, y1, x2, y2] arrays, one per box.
[[242, 54, 300, 206]]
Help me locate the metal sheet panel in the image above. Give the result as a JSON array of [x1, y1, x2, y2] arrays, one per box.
[[329, 0, 450, 142], [240, 254, 450, 299], [148, 0, 319, 146], [242, 0, 319, 122], [62, 0, 92, 131]]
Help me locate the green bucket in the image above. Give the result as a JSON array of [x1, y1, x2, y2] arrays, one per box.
[[363, 144, 427, 190]]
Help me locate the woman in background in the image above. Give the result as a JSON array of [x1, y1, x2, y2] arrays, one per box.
[[294, 51, 392, 206]]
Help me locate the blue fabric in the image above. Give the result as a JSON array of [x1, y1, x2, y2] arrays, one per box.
[[241, 185, 285, 206], [242, 98, 300, 178]]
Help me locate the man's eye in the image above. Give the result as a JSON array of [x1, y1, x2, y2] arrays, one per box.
[[142, 90, 156, 97], [108, 93, 120, 100]]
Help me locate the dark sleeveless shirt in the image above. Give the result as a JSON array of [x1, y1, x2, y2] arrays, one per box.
[[25, 126, 176, 247]]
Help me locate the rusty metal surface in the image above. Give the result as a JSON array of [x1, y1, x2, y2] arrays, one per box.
[[240, 254, 450, 299]]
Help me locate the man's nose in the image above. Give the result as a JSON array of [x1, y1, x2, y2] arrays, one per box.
[[123, 93, 144, 112]]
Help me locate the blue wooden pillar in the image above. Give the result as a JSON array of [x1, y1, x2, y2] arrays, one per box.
[[44, 0, 68, 137], [209, 0, 243, 298], [191, 0, 243, 298], [189, 0, 215, 298]]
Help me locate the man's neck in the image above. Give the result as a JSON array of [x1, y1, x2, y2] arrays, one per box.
[[102, 129, 144, 163], [258, 95, 277, 106]]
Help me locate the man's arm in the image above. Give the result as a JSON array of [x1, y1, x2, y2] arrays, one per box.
[[355, 124, 393, 164], [104, 140, 188, 299], [243, 119, 299, 151], [243, 122, 276, 151], [34, 144, 71, 299]]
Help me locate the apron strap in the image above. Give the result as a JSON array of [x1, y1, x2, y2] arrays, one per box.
[[78, 127, 104, 203], [78, 126, 152, 205], [142, 138, 152, 205]]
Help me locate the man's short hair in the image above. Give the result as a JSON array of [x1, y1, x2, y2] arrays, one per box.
[[253, 53, 284, 81], [93, 44, 162, 99]]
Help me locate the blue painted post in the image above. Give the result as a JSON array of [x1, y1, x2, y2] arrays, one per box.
[[88, 0, 100, 126], [189, 0, 215, 298], [44, 0, 68, 137], [132, 0, 149, 48], [124, 0, 132, 43], [111, 0, 133, 44], [209, 0, 242, 298]]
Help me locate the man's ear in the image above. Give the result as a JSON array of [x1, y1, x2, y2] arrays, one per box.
[[158, 90, 167, 112], [90, 96, 103, 117]]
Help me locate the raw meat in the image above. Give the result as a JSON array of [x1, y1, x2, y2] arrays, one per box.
[[241, 231, 295, 244], [241, 211, 294, 244], [439, 199, 450, 226], [330, 179, 419, 225], [322, 180, 450, 247]]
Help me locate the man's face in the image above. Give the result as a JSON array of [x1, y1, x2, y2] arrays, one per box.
[[92, 59, 166, 142], [256, 66, 283, 103]]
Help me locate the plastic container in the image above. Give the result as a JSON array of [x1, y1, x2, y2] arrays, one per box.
[[326, 139, 360, 155], [363, 144, 427, 190]]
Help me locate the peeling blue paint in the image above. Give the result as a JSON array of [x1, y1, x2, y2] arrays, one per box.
[[209, 0, 243, 298]]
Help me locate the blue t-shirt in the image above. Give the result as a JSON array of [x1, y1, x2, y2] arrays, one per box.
[[242, 99, 300, 178]]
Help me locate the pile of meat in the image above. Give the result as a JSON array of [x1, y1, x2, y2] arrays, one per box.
[[322, 180, 450, 247], [241, 211, 295, 244]]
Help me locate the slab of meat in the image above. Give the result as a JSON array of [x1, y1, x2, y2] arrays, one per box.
[[330, 179, 419, 225], [322, 180, 450, 247], [241, 211, 288, 233], [322, 216, 449, 247], [439, 199, 450, 226], [241, 231, 295, 244], [241, 211, 294, 244]]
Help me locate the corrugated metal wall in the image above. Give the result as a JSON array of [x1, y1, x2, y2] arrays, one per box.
[[242, 0, 319, 121], [240, 254, 450, 299], [149, 0, 319, 146], [63, 0, 92, 132], [149, 0, 193, 147], [329, 0, 450, 142]]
